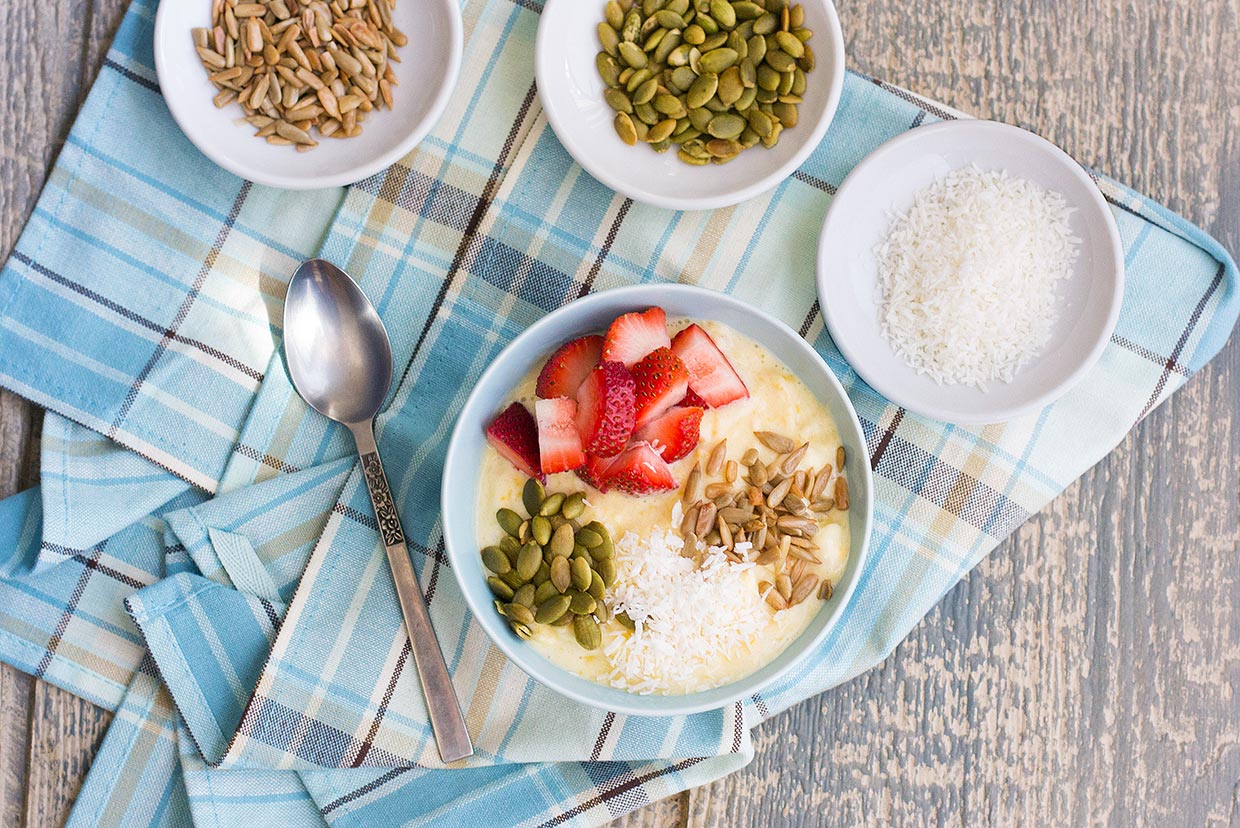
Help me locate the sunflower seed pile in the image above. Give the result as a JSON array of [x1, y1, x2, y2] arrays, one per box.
[[678, 432, 848, 610], [483, 479, 617, 651], [192, 0, 406, 150], [596, 0, 815, 165]]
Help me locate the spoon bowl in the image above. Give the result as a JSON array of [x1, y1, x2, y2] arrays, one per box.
[[284, 259, 394, 426]]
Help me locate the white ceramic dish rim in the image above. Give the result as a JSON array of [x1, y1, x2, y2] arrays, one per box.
[[533, 0, 847, 211], [153, 0, 464, 190], [441, 284, 873, 716], [816, 119, 1126, 425]]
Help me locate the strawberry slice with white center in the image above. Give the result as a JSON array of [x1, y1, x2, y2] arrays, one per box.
[[670, 324, 749, 407], [535, 334, 604, 400], [603, 441, 677, 496], [535, 397, 585, 474], [679, 388, 710, 408], [601, 307, 671, 368], [574, 361, 637, 457], [576, 452, 619, 493], [485, 402, 544, 482], [631, 405, 703, 463], [630, 346, 689, 429]]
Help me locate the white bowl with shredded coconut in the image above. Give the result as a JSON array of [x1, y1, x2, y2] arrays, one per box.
[[817, 120, 1124, 424]]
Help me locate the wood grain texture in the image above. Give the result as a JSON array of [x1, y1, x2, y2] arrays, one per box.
[[0, 0, 1236, 826]]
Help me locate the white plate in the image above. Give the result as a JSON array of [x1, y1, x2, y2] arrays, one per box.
[[155, 0, 462, 190], [816, 120, 1125, 424], [535, 0, 846, 211]]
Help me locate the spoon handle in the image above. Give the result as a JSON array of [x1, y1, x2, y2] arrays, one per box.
[[351, 422, 474, 764]]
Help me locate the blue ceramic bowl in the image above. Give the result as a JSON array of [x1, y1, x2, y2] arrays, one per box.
[[442, 285, 872, 716]]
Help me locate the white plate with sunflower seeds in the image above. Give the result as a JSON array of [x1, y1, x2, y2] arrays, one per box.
[[535, 0, 846, 211], [155, 0, 463, 190]]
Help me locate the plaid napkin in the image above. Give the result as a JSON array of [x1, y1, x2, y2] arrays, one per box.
[[0, 0, 1236, 825]]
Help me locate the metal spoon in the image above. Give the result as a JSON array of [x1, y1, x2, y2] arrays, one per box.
[[283, 258, 473, 764]]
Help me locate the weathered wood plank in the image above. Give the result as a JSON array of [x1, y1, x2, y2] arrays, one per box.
[[0, 0, 129, 824]]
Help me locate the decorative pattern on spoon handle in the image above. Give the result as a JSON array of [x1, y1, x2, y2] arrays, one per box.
[[361, 451, 405, 547]]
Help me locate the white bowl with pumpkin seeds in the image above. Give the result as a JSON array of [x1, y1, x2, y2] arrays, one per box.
[[535, 0, 845, 211], [155, 0, 463, 190]]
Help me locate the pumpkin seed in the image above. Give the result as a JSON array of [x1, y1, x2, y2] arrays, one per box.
[[537, 492, 563, 516], [550, 556, 572, 593], [505, 602, 535, 627], [699, 46, 738, 73], [598, 22, 621, 55], [550, 523, 575, 557], [618, 41, 648, 68], [534, 580, 560, 605], [753, 11, 777, 34], [765, 48, 795, 72], [596, 556, 617, 586], [487, 576, 514, 601], [516, 543, 542, 580], [510, 620, 533, 639], [622, 10, 642, 41], [683, 23, 706, 44], [513, 583, 536, 608], [575, 528, 601, 549], [535, 594, 571, 624], [588, 569, 606, 599], [605, 0, 625, 28], [709, 0, 736, 27], [614, 111, 639, 145], [717, 66, 744, 104], [772, 100, 798, 127], [531, 515, 552, 546], [520, 478, 543, 516], [573, 614, 603, 650], [687, 72, 719, 108], [570, 556, 592, 591], [497, 508, 523, 537], [567, 590, 596, 615], [616, 611, 636, 630], [481, 546, 510, 575], [498, 535, 520, 556]]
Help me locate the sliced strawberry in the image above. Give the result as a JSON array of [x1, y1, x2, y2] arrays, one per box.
[[576, 452, 619, 493], [632, 405, 703, 463], [630, 347, 690, 429], [486, 402, 544, 482], [535, 334, 604, 400], [603, 441, 677, 496], [601, 307, 671, 368], [535, 397, 585, 474], [670, 324, 749, 407], [574, 361, 636, 457], [679, 388, 710, 409]]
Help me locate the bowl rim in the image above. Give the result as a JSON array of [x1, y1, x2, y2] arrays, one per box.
[[816, 119, 1126, 425], [153, 0, 464, 190], [533, 0, 847, 211], [441, 283, 873, 716]]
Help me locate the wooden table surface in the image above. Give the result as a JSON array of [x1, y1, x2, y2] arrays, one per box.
[[2, 0, 1237, 825]]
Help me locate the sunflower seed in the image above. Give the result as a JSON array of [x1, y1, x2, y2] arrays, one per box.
[[818, 579, 834, 601], [694, 501, 718, 537], [775, 573, 792, 601], [707, 439, 727, 475], [835, 476, 850, 510], [705, 482, 732, 499], [767, 477, 792, 508], [790, 573, 818, 605], [755, 431, 795, 453], [780, 442, 809, 474]]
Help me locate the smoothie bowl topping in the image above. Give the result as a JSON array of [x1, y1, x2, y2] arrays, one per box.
[[477, 305, 851, 695]]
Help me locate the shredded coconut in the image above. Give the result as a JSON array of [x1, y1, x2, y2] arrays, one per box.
[[874, 165, 1079, 389], [601, 520, 769, 695]]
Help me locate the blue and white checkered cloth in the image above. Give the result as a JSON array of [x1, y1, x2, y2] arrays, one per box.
[[0, 0, 1235, 825]]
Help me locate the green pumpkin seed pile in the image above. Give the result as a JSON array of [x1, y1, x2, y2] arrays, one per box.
[[483, 479, 616, 650], [596, 0, 814, 165]]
